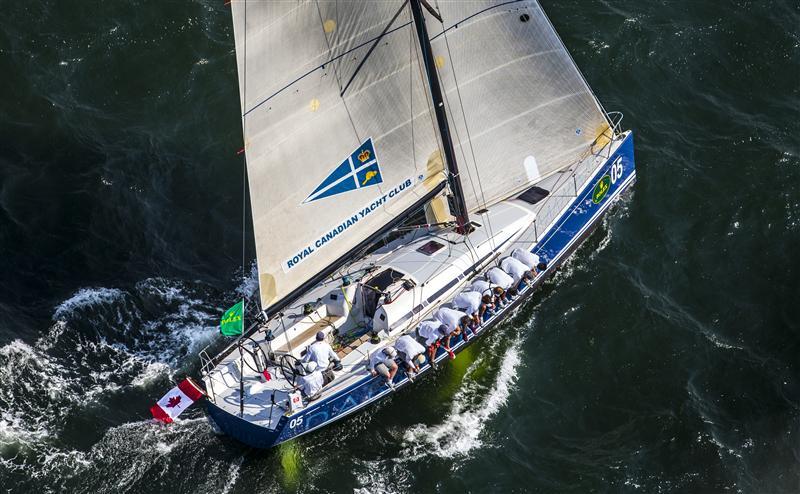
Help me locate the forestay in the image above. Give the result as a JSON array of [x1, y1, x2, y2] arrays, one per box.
[[424, 0, 613, 211], [230, 1, 447, 310]]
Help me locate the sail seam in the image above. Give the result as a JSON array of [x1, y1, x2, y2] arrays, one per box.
[[313, 0, 362, 145], [244, 105, 432, 172], [243, 21, 414, 117], [533, 0, 614, 130], [441, 49, 561, 94], [314, 1, 345, 93], [469, 91, 584, 141], [342, 60, 417, 101], [429, 0, 525, 41]]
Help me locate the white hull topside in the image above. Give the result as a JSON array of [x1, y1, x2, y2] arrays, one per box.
[[201, 133, 631, 433]]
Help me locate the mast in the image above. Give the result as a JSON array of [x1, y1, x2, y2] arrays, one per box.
[[408, 0, 470, 233]]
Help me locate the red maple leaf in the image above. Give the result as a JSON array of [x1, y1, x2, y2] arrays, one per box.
[[166, 395, 182, 408]]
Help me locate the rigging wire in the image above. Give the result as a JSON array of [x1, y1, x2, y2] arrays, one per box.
[[241, 0, 248, 322], [237, 0, 250, 419]]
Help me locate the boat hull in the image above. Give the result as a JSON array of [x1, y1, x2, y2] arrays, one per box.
[[204, 132, 636, 449]]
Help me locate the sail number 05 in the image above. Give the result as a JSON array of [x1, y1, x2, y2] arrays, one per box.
[[610, 156, 624, 184], [289, 417, 303, 429]]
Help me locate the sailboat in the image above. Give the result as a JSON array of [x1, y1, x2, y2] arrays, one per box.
[[196, 0, 636, 449]]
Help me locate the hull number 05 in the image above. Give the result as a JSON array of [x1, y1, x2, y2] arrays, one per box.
[[610, 156, 624, 184]]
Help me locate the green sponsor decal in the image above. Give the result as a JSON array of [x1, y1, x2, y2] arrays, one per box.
[[220, 300, 244, 336], [592, 175, 611, 204]]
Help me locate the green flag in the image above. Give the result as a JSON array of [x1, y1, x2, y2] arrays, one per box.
[[220, 300, 244, 337]]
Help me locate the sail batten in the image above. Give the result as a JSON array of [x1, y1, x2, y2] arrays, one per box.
[[443, 49, 561, 90], [468, 92, 587, 141]]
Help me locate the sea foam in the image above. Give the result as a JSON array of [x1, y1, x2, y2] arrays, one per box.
[[401, 338, 522, 459]]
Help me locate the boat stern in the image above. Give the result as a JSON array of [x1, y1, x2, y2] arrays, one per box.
[[203, 400, 287, 449]]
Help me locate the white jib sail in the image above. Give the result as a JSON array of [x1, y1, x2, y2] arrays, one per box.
[[424, 0, 614, 212], [230, 1, 447, 310]]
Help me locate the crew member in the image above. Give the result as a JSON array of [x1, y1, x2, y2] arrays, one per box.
[[486, 266, 514, 290], [511, 248, 548, 276], [394, 334, 427, 381], [486, 268, 514, 306], [368, 346, 399, 389], [453, 290, 484, 326], [435, 306, 473, 350], [304, 331, 342, 371], [479, 294, 495, 321], [492, 286, 508, 306], [511, 248, 540, 270], [500, 256, 536, 289], [297, 361, 325, 400], [471, 279, 505, 311], [471, 278, 491, 296], [417, 319, 450, 367]]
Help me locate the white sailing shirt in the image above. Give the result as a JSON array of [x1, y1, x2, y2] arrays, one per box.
[[368, 348, 395, 371], [417, 319, 444, 346], [471, 279, 491, 295], [487, 267, 514, 289], [501, 257, 530, 283], [435, 307, 467, 332], [299, 369, 324, 397], [395, 335, 425, 366], [304, 340, 339, 369], [453, 291, 482, 315], [512, 248, 540, 270]]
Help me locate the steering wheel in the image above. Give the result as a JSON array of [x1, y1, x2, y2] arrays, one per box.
[[237, 336, 268, 374], [278, 354, 307, 386]]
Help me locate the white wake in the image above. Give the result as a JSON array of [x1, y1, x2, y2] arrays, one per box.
[[401, 338, 522, 459]]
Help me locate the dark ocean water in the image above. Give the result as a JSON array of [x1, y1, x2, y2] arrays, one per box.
[[1, 1, 799, 492]]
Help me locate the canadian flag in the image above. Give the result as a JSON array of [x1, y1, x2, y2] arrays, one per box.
[[150, 378, 205, 424]]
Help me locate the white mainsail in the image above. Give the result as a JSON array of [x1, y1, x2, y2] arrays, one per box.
[[424, 0, 613, 212], [230, 1, 447, 310]]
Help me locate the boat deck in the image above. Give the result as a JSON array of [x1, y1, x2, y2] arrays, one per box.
[[201, 136, 626, 430]]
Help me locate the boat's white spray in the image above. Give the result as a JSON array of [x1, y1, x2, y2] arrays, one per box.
[[401, 337, 523, 459]]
